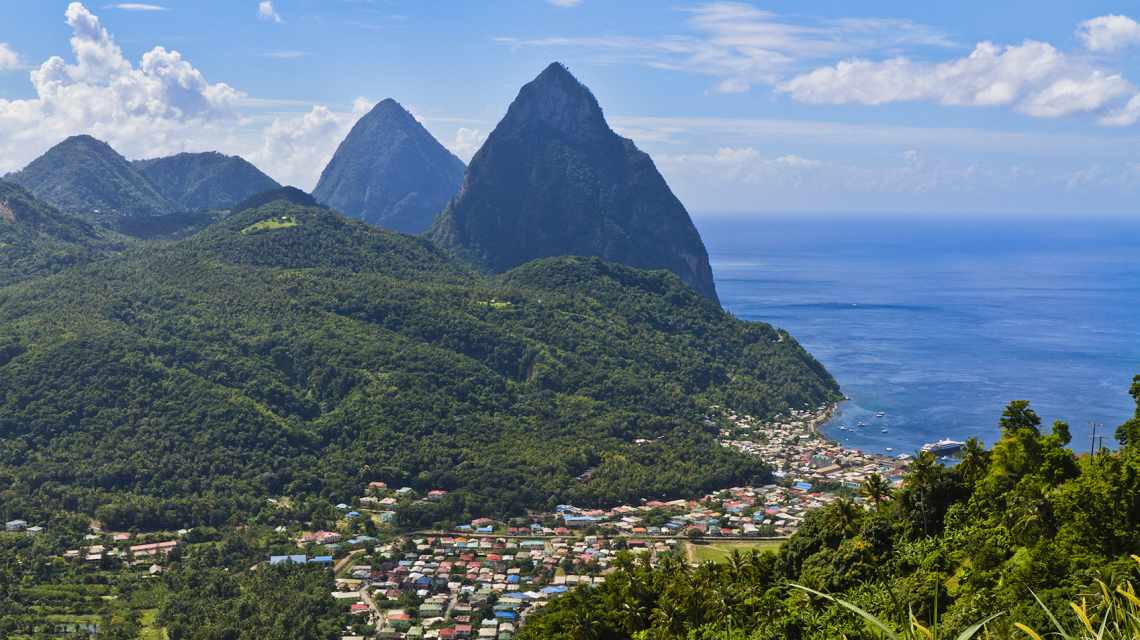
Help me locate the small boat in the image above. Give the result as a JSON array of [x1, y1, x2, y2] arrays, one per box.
[[885, 447, 894, 452], [880, 428, 888, 433], [875, 411, 886, 418]]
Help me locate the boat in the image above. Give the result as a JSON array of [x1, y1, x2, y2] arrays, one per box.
[[880, 428, 888, 433], [857, 420, 866, 427], [921, 439, 966, 455], [885, 447, 894, 452], [875, 411, 886, 418]]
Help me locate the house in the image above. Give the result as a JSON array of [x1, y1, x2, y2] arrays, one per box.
[[5, 519, 27, 532], [269, 554, 308, 566]]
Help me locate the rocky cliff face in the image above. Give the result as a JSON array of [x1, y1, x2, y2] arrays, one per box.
[[429, 63, 719, 303], [313, 99, 465, 234]]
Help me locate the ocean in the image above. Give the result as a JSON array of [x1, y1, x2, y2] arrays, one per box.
[[697, 215, 1140, 456]]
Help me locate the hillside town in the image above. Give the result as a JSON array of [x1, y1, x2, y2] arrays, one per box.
[[10, 404, 917, 638]]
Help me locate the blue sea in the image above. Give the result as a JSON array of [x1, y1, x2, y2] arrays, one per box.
[[698, 215, 1140, 456]]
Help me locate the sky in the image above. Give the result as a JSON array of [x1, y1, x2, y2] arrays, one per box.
[[1, 1, 1140, 215]]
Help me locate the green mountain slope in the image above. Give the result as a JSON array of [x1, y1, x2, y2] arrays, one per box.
[[5, 135, 176, 225], [0, 180, 122, 287], [313, 99, 465, 234], [0, 196, 837, 528], [133, 151, 281, 211], [430, 63, 720, 303]]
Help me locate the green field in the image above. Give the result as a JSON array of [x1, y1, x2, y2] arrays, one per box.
[[241, 215, 298, 234], [687, 539, 785, 563]]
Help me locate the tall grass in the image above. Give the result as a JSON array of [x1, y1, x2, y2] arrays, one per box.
[[792, 555, 1140, 640], [1014, 555, 1140, 640]]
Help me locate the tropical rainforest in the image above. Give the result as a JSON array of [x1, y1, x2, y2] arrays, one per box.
[[518, 381, 1140, 639], [0, 194, 838, 531]]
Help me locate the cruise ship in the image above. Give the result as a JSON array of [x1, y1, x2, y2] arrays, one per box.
[[921, 439, 966, 455]]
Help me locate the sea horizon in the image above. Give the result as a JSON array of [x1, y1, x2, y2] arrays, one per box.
[[698, 213, 1140, 456]]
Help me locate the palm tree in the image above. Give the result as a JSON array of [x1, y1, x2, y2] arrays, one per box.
[[861, 473, 893, 509]]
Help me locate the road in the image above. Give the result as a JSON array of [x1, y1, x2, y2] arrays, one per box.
[[334, 548, 365, 575]]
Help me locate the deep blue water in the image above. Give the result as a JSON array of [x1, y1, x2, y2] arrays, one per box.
[[697, 215, 1140, 456]]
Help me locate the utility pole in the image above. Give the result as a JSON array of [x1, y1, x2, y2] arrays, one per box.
[[1089, 422, 1098, 458]]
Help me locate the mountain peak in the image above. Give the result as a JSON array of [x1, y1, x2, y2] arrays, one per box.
[[233, 186, 318, 213], [133, 151, 280, 211], [502, 62, 607, 138], [312, 97, 465, 235], [430, 63, 720, 303], [6, 135, 176, 226]]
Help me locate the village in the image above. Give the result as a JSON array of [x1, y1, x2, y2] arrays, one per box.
[[15, 404, 915, 639], [272, 405, 916, 638]]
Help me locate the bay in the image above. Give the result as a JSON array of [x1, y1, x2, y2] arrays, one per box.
[[699, 215, 1140, 455]]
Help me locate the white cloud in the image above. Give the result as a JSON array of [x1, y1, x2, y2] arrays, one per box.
[[259, 50, 307, 59], [779, 41, 1133, 120], [498, 3, 954, 91], [107, 3, 168, 11], [549, 0, 582, 7], [1100, 94, 1140, 126], [654, 147, 826, 193], [0, 43, 20, 71], [1078, 15, 1140, 52], [251, 98, 372, 189], [448, 128, 486, 162], [257, 1, 282, 23], [0, 2, 244, 174]]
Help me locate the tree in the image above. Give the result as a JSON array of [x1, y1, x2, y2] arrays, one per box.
[[860, 473, 892, 509]]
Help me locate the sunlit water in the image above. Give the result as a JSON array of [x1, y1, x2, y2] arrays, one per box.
[[698, 215, 1140, 455]]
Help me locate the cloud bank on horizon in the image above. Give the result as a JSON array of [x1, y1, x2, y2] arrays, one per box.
[[0, 2, 1138, 213]]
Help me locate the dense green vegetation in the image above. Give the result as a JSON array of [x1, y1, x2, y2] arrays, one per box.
[[0, 197, 837, 530], [0, 180, 124, 287], [134, 151, 281, 212], [518, 379, 1140, 639], [0, 522, 350, 639], [160, 552, 346, 639], [429, 62, 720, 302], [5, 135, 176, 225]]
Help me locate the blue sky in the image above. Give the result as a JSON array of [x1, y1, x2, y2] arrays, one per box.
[[1, 1, 1139, 215]]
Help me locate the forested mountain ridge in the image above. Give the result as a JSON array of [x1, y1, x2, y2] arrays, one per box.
[[5, 135, 176, 224], [0, 180, 123, 287], [430, 63, 720, 303], [313, 98, 465, 234], [0, 194, 838, 530], [133, 151, 281, 211]]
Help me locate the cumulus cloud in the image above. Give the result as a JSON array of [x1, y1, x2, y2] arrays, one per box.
[[257, 1, 282, 23], [251, 98, 372, 189], [780, 41, 1133, 119], [1078, 15, 1140, 52], [448, 128, 486, 162], [0, 2, 246, 173], [1100, 94, 1140, 126], [0, 43, 20, 71]]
